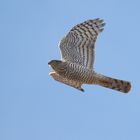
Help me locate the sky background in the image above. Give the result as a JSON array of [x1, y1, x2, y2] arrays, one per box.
[[0, 0, 140, 140]]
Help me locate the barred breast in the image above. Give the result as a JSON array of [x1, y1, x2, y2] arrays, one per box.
[[63, 62, 95, 84]]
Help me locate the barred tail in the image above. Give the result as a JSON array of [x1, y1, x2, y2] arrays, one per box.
[[93, 73, 131, 93]]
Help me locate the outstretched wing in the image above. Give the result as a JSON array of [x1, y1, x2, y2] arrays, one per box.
[[59, 18, 105, 69]]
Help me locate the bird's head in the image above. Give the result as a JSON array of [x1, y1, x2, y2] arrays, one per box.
[[48, 60, 65, 73], [48, 60, 62, 66]]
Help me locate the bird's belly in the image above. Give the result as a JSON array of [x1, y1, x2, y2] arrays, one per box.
[[63, 64, 94, 84]]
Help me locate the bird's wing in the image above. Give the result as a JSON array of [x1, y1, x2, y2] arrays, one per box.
[[49, 72, 84, 92], [59, 18, 105, 69]]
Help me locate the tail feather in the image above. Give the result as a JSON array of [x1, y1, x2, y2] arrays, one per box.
[[93, 73, 131, 93]]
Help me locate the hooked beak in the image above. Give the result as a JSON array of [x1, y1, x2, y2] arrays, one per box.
[[48, 61, 51, 65]]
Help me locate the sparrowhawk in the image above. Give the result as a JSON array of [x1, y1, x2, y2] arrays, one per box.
[[48, 18, 131, 93]]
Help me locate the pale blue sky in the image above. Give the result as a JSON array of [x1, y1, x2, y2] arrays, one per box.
[[0, 0, 140, 140]]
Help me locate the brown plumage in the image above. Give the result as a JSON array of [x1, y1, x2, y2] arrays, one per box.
[[48, 19, 131, 93]]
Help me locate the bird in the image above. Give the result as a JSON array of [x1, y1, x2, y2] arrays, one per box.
[[48, 18, 131, 93]]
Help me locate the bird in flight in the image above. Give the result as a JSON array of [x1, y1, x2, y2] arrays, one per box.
[[48, 18, 131, 93]]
